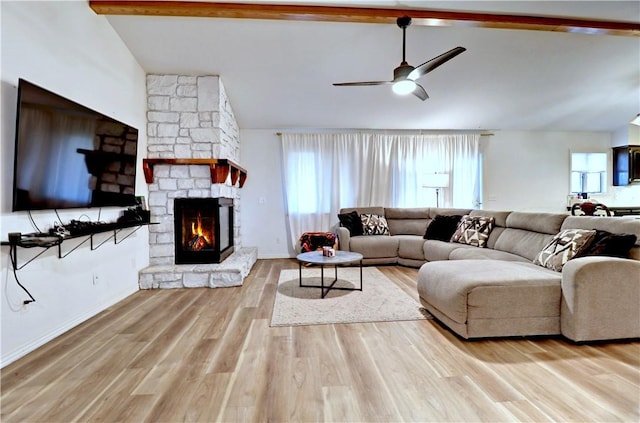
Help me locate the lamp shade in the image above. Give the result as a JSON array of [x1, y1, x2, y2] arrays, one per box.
[[631, 113, 640, 126], [423, 173, 450, 188]]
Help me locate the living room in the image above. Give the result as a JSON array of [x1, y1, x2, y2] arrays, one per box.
[[1, 1, 639, 421]]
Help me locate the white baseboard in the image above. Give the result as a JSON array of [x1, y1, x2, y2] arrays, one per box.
[[257, 253, 294, 259]]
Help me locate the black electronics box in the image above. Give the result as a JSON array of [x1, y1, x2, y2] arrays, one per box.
[[119, 208, 150, 224]]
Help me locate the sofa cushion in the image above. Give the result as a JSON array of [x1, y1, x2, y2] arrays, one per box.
[[360, 213, 390, 235], [349, 235, 399, 258], [385, 208, 430, 235], [337, 210, 364, 236], [395, 235, 426, 260], [493, 229, 554, 262], [385, 207, 430, 219], [533, 229, 597, 272], [507, 212, 567, 235], [424, 214, 462, 241], [450, 215, 495, 248], [417, 260, 561, 325], [577, 230, 637, 259], [449, 247, 530, 262], [423, 240, 473, 261]]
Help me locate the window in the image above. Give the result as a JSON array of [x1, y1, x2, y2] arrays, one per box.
[[570, 152, 607, 194]]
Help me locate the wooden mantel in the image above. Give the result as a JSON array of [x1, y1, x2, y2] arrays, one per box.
[[142, 158, 247, 187]]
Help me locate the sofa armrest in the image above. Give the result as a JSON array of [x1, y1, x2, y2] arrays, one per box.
[[561, 256, 640, 342], [336, 227, 351, 251]]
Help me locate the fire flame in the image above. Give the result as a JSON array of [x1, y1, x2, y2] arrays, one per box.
[[186, 213, 212, 251], [191, 213, 210, 244]]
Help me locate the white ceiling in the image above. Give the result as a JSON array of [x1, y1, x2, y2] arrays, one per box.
[[104, 1, 640, 132]]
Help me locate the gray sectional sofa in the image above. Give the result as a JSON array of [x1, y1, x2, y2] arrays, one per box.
[[336, 207, 640, 342]]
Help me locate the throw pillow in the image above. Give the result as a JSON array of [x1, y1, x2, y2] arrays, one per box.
[[337, 210, 364, 236], [577, 230, 637, 258], [424, 215, 463, 241], [360, 213, 390, 236], [450, 215, 495, 248], [533, 229, 597, 272]]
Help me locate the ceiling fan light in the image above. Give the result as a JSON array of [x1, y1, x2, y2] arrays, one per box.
[[392, 79, 416, 95]]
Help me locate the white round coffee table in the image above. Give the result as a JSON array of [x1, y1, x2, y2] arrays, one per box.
[[296, 250, 364, 298]]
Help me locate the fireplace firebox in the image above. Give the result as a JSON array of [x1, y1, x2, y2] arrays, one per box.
[[174, 197, 234, 264]]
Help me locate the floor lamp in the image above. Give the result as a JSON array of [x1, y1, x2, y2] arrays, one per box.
[[423, 173, 450, 208]]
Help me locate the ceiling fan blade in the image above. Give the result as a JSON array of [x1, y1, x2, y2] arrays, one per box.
[[333, 81, 392, 86], [412, 83, 429, 101], [408, 47, 466, 80]]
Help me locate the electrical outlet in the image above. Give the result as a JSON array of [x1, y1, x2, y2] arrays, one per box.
[[93, 273, 99, 285]]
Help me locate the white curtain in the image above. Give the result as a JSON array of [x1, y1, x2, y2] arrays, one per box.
[[281, 132, 479, 246]]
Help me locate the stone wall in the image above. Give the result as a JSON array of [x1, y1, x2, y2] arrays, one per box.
[[146, 75, 239, 160], [145, 75, 242, 266]]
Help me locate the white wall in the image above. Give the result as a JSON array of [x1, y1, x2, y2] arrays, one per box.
[[1, 1, 148, 366], [240, 130, 290, 258], [482, 131, 640, 211]]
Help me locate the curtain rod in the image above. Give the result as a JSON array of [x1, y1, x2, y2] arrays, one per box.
[[276, 132, 494, 136]]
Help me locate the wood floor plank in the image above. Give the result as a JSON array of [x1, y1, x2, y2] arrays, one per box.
[[333, 323, 403, 421], [206, 307, 257, 374], [73, 367, 150, 422], [183, 372, 232, 422], [1, 259, 638, 422], [322, 385, 362, 422]]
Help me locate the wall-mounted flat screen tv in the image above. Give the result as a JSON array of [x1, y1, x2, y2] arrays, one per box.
[[12, 79, 139, 211]]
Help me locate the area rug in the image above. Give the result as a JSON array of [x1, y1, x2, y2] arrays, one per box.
[[270, 267, 432, 327]]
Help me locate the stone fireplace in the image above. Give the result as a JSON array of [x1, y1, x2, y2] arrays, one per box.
[[138, 75, 256, 289]]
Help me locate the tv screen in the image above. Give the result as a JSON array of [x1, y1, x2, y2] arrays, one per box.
[[12, 79, 139, 211]]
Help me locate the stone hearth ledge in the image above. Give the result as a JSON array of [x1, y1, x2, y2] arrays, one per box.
[[139, 247, 257, 289]]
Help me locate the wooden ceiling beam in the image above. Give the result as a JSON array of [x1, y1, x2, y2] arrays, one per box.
[[89, 1, 640, 37]]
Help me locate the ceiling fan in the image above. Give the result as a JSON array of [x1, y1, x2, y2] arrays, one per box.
[[333, 16, 466, 101]]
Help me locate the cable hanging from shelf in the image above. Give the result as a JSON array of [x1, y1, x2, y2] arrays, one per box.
[[8, 245, 36, 304]]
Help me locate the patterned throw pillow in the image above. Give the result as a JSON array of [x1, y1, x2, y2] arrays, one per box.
[[533, 229, 597, 272], [360, 213, 390, 235], [450, 215, 495, 248]]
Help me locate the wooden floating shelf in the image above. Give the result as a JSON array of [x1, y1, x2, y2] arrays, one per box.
[[142, 158, 247, 187]]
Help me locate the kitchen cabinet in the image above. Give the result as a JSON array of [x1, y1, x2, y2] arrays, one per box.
[[612, 146, 640, 186]]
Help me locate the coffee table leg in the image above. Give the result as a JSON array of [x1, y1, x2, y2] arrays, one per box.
[[321, 265, 324, 297], [359, 259, 363, 291], [299, 260, 302, 287]]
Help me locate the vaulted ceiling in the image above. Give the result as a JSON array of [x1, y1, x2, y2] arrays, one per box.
[[94, 1, 640, 132]]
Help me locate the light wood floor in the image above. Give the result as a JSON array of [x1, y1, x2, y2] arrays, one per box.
[[2, 259, 638, 422]]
